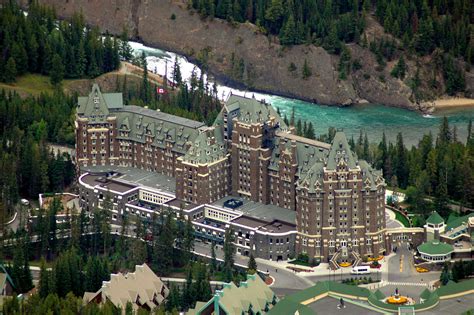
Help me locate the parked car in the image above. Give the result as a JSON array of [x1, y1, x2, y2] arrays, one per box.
[[351, 266, 371, 275]]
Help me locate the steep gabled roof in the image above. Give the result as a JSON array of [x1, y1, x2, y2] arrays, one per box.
[[326, 131, 357, 170], [183, 126, 228, 164], [225, 94, 288, 130], [187, 274, 276, 314], [77, 84, 124, 119], [83, 264, 169, 311], [426, 211, 444, 225]]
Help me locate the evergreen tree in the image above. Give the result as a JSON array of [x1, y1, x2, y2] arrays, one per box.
[[247, 253, 257, 274], [155, 208, 176, 275], [210, 242, 217, 274], [119, 28, 133, 61], [182, 266, 195, 310], [391, 56, 407, 79], [440, 263, 451, 285], [223, 228, 235, 282], [302, 59, 312, 79], [50, 54, 65, 86], [141, 51, 150, 104], [172, 56, 182, 88], [4, 57, 17, 83], [305, 122, 315, 139]]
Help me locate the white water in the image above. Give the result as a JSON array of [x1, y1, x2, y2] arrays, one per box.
[[129, 41, 270, 102], [129, 41, 473, 146]]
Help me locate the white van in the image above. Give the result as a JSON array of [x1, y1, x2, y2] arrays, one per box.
[[351, 266, 370, 275]]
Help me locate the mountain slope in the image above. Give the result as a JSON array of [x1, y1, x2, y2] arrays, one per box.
[[18, 0, 472, 111]]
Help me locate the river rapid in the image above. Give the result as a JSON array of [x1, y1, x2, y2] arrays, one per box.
[[130, 42, 474, 147]]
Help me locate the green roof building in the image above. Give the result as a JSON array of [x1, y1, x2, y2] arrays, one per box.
[[424, 211, 446, 241], [426, 211, 444, 225], [417, 240, 453, 262], [186, 274, 277, 315]]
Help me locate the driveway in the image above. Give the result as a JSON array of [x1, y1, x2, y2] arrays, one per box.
[[193, 241, 314, 290]]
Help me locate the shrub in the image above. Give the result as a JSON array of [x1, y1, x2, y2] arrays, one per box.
[[170, 13, 176, 20]]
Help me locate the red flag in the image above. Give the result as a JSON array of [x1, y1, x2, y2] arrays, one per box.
[[157, 87, 167, 94]]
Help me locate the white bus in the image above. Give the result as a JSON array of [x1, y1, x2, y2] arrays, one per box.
[[351, 266, 370, 275]]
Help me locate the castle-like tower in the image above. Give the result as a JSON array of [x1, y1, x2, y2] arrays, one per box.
[[76, 85, 386, 261]]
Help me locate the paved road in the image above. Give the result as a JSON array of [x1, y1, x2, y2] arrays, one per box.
[[386, 242, 439, 284], [385, 209, 404, 229], [308, 296, 383, 315], [307, 270, 383, 284], [193, 241, 314, 290]]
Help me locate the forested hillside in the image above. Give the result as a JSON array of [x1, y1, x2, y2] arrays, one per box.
[[191, 0, 471, 96], [191, 0, 471, 60], [0, 2, 122, 84], [20, 0, 472, 110]]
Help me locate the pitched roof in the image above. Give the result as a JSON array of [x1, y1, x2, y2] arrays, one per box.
[[445, 213, 474, 230], [83, 264, 168, 311], [187, 274, 276, 314], [217, 274, 275, 314], [225, 94, 288, 129], [182, 126, 228, 164], [417, 240, 453, 256], [115, 106, 205, 153], [267, 298, 315, 315], [77, 84, 124, 119], [426, 211, 444, 225], [326, 132, 357, 170]]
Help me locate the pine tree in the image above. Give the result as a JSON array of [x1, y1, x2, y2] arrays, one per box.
[[391, 56, 407, 79], [172, 56, 182, 88], [223, 228, 235, 282], [247, 253, 257, 274], [119, 28, 133, 61], [50, 54, 65, 86], [4, 57, 17, 83], [290, 106, 295, 126], [182, 266, 194, 310], [363, 133, 370, 161], [305, 122, 315, 139], [210, 242, 217, 274], [440, 263, 451, 285], [141, 51, 150, 104], [302, 59, 312, 79], [296, 119, 303, 136]]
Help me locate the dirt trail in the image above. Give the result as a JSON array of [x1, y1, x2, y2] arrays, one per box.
[[115, 62, 167, 87]]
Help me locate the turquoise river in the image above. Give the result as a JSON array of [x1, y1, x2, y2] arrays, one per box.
[[130, 41, 474, 146]]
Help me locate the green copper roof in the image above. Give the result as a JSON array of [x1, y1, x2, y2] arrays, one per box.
[[417, 240, 453, 256], [187, 274, 276, 314], [326, 132, 358, 170], [183, 126, 228, 164], [77, 83, 124, 118], [446, 213, 474, 230], [426, 211, 444, 225], [114, 106, 205, 153], [226, 94, 289, 129], [267, 298, 315, 315]]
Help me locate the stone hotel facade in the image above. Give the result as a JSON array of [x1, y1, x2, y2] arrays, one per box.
[[76, 84, 387, 261]]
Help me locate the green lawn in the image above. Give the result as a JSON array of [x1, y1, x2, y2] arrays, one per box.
[[0, 74, 56, 95], [395, 211, 411, 227]]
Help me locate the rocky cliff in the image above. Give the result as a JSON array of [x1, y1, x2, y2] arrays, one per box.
[[17, 0, 472, 111]]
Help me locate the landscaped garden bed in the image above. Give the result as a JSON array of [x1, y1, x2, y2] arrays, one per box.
[[341, 277, 379, 286], [288, 253, 320, 267]]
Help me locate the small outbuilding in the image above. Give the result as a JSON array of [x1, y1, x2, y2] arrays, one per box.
[[417, 240, 454, 262]]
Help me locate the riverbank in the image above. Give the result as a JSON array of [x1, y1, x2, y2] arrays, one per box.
[[433, 98, 474, 110]]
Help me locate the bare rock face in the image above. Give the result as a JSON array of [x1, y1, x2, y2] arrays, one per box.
[[19, 0, 427, 109]]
